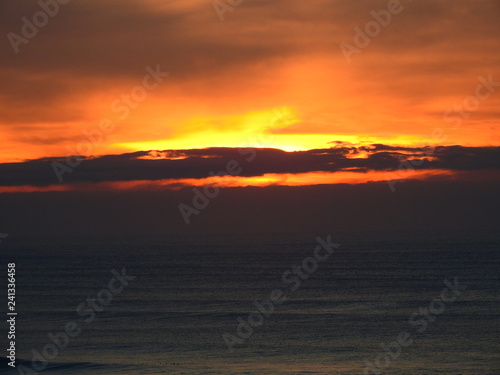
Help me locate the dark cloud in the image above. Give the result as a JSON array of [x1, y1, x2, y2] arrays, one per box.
[[0, 145, 499, 187], [0, 180, 499, 237]]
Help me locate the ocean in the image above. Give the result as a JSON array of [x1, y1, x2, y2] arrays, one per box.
[[1, 232, 499, 374]]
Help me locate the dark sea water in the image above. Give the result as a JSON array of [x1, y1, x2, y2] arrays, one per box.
[[1, 232, 499, 374]]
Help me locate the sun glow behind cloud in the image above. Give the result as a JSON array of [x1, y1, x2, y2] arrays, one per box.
[[1, 0, 499, 194], [113, 107, 436, 153]]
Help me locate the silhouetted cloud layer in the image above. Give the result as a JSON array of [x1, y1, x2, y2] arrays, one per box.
[[1, 145, 499, 187]]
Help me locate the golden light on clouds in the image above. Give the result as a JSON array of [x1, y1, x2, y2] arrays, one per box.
[[1, 0, 499, 191], [114, 106, 437, 153], [0, 169, 456, 193]]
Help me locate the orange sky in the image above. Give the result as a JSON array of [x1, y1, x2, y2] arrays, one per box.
[[2, 56, 499, 164], [1, 0, 500, 189]]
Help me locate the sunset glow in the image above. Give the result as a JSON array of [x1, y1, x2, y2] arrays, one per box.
[[0, 169, 465, 193], [2, 3, 499, 374], [1, 0, 499, 188]]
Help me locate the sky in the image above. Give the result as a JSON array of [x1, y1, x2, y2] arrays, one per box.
[[1, 0, 499, 235]]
